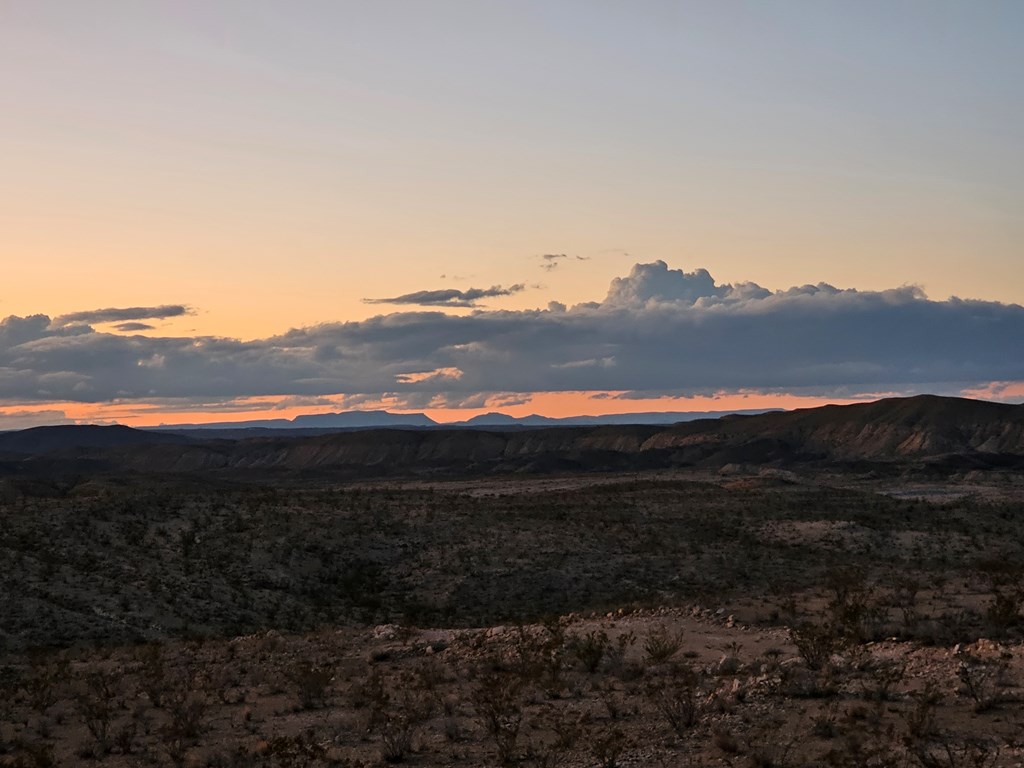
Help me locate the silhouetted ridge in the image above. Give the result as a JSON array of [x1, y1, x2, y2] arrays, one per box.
[[1, 396, 1021, 475], [0, 424, 191, 456]]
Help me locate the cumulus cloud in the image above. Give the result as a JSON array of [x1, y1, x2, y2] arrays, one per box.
[[53, 305, 191, 327], [363, 284, 525, 308], [604, 261, 731, 305], [1, 262, 1023, 405]]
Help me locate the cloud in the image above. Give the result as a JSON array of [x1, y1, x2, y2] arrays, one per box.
[[1, 262, 1023, 406], [604, 261, 732, 306], [0, 409, 75, 429], [53, 305, 191, 327], [539, 253, 589, 271], [113, 322, 156, 332], [363, 284, 525, 308], [271, 395, 340, 410], [541, 254, 566, 271]]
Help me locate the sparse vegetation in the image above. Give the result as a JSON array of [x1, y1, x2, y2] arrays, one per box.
[[0, 467, 1022, 765]]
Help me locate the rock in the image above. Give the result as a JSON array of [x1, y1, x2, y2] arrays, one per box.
[[372, 624, 400, 641]]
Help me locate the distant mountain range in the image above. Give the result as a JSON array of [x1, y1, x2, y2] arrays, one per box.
[[149, 408, 778, 432], [152, 410, 438, 431], [455, 409, 778, 427], [0, 396, 1021, 482]]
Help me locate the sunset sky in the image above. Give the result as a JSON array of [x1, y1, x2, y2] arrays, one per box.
[[2, 2, 1023, 428]]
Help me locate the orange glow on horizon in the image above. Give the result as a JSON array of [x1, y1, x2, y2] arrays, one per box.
[[415, 391, 882, 423], [2, 382, 1022, 430], [959, 381, 1024, 402], [6, 385, 1020, 430]]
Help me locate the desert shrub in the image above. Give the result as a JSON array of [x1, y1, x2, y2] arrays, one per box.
[[567, 630, 609, 673], [956, 657, 1006, 713], [380, 688, 433, 764], [811, 701, 840, 738], [892, 577, 922, 636], [410, 656, 448, 694], [380, 714, 415, 764], [74, 671, 119, 756], [588, 726, 627, 768], [0, 742, 56, 768], [790, 620, 841, 671], [746, 719, 797, 768], [258, 733, 327, 768], [523, 712, 580, 768], [907, 738, 1002, 768], [604, 631, 637, 677], [712, 726, 741, 755], [643, 625, 684, 664], [649, 665, 704, 736], [903, 682, 941, 740], [162, 664, 209, 742], [858, 659, 905, 702], [825, 568, 883, 643], [287, 660, 334, 710], [350, 667, 390, 733], [23, 652, 69, 714], [820, 722, 899, 768], [977, 560, 1024, 633], [985, 587, 1022, 630], [472, 663, 526, 766], [510, 621, 567, 693], [136, 643, 167, 708]]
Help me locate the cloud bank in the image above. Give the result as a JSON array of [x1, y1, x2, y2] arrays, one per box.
[[363, 284, 525, 308], [2, 262, 1022, 406], [53, 304, 191, 327]]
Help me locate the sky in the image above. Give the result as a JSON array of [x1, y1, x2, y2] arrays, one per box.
[[2, 1, 1023, 427]]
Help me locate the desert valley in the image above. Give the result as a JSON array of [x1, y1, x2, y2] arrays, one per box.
[[0, 396, 1022, 767]]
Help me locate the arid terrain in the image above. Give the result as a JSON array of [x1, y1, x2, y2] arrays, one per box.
[[1, 397, 1023, 766]]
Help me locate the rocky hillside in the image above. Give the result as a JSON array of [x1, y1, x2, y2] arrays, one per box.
[[648, 394, 1024, 461]]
